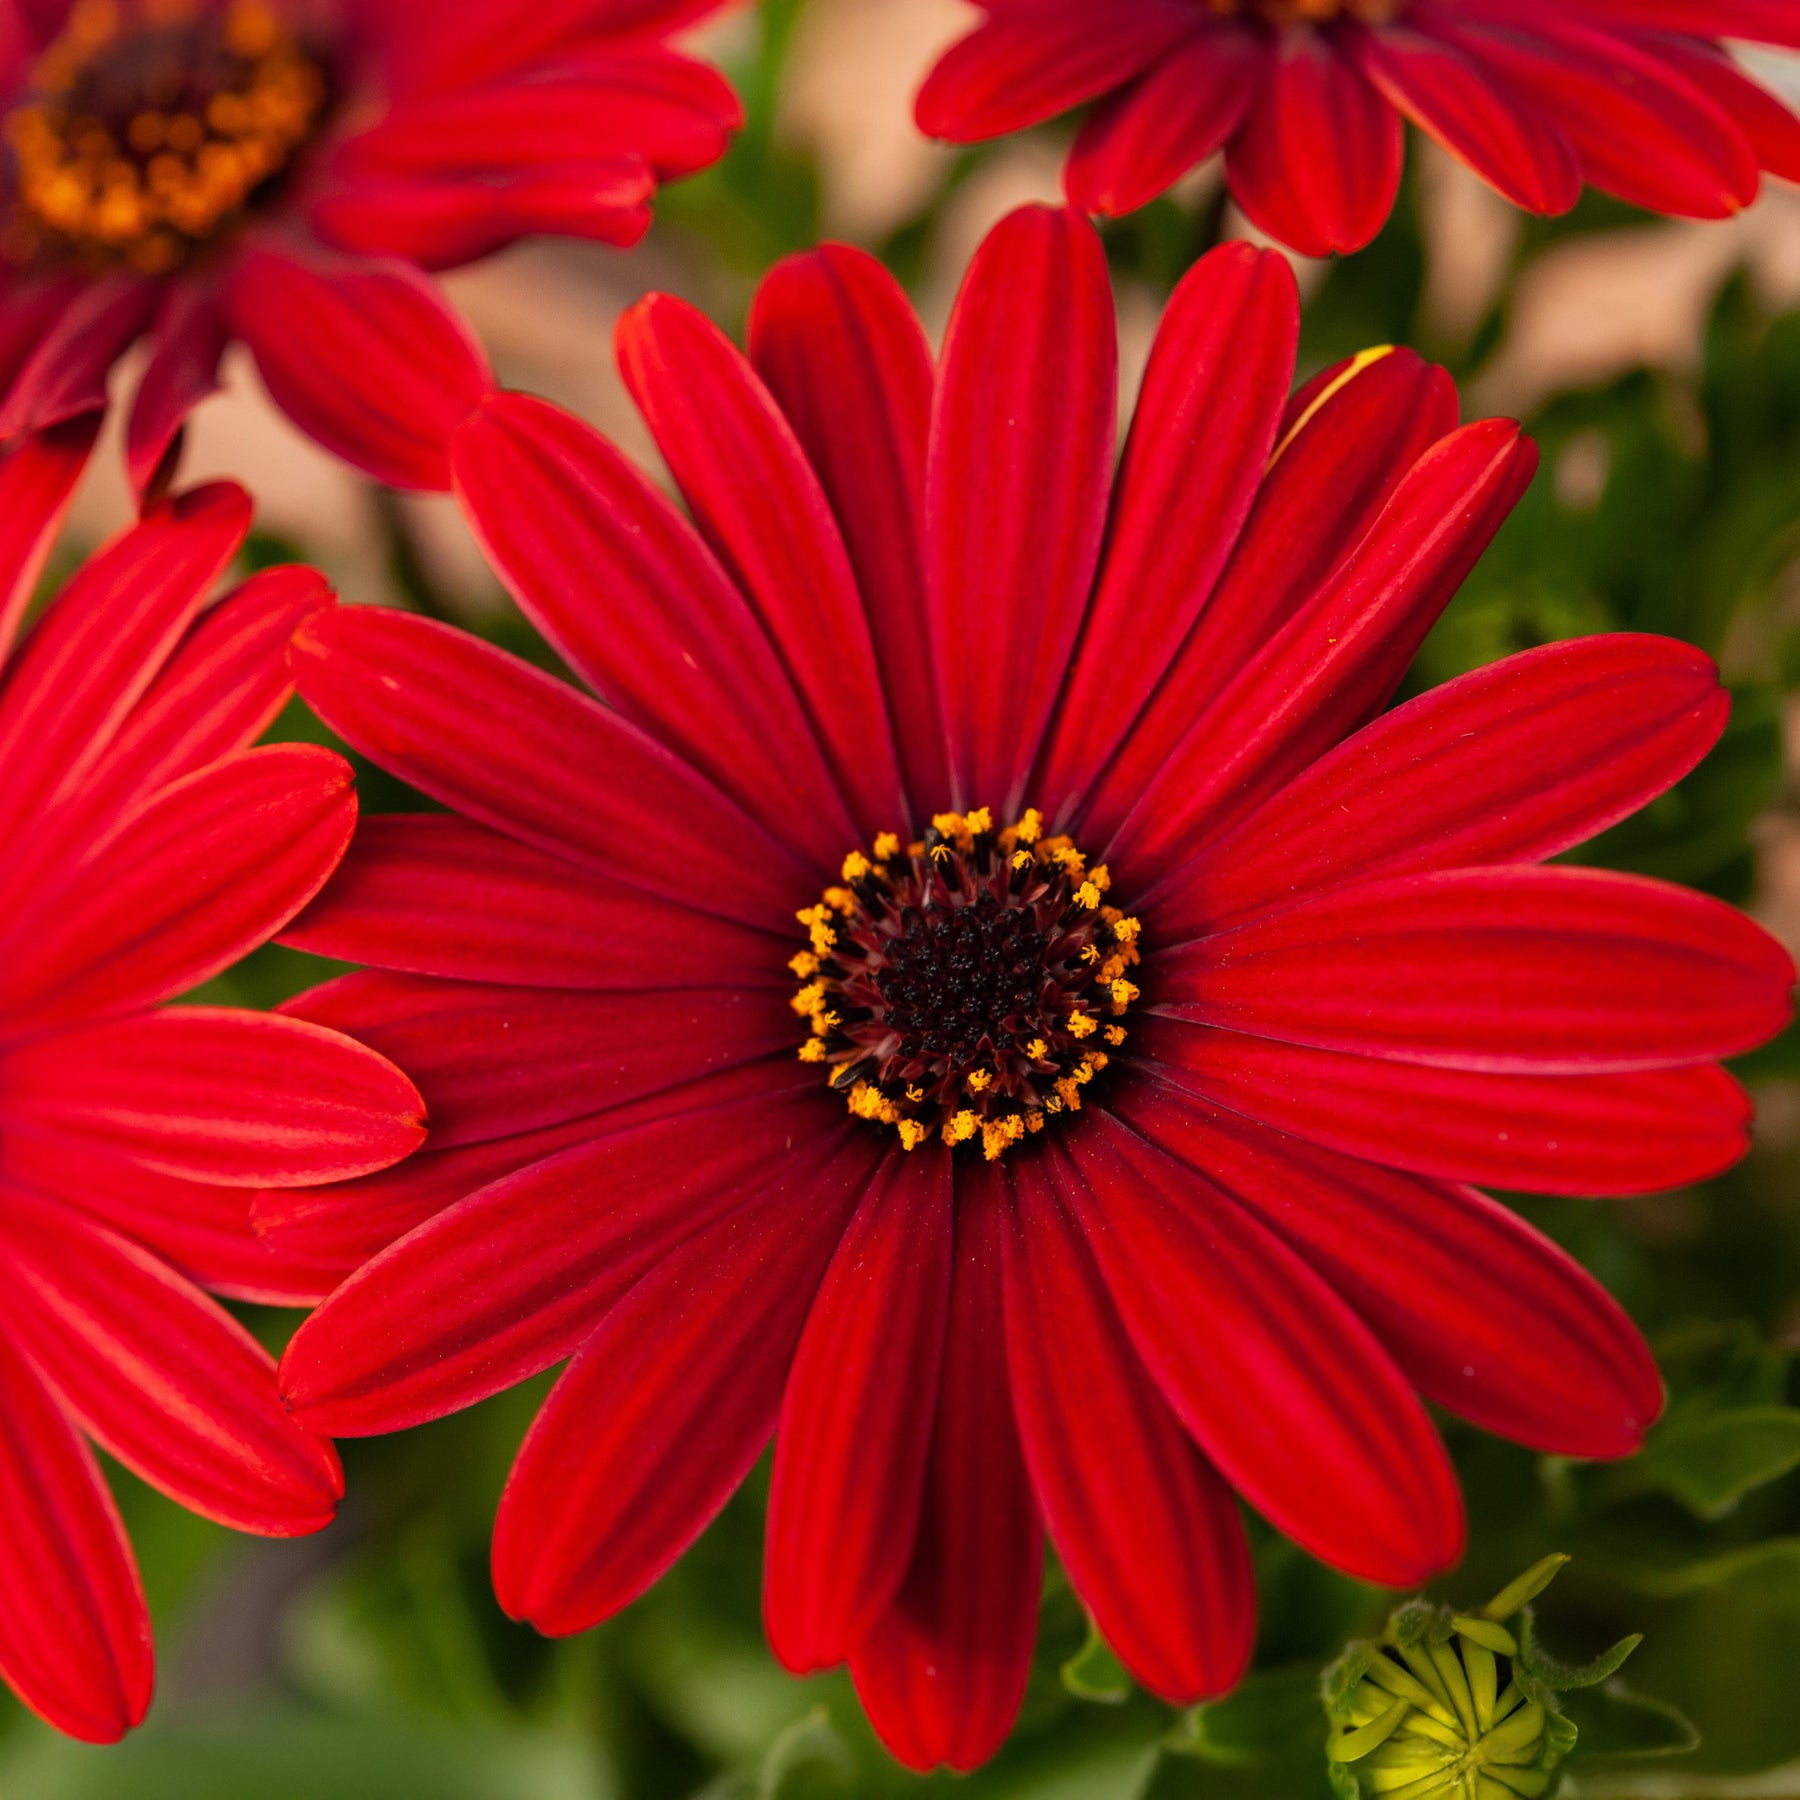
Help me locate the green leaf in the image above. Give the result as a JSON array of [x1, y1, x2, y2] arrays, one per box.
[[1516, 1610, 1641, 1691], [1167, 1663, 1325, 1767], [1634, 1405, 1800, 1519], [753, 1709, 856, 1800], [1061, 1619, 1134, 1705], [1561, 1680, 1701, 1762]]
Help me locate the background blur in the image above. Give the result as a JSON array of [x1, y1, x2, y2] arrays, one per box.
[[11, 3, 1800, 1795]]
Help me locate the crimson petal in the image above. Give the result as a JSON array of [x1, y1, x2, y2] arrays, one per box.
[[0, 1189, 341, 1533], [492, 1131, 884, 1633], [765, 1152, 952, 1673], [1063, 1113, 1465, 1588], [1003, 1150, 1254, 1701], [0, 1332, 151, 1744], [850, 1165, 1040, 1774], [1115, 1081, 1664, 1459]]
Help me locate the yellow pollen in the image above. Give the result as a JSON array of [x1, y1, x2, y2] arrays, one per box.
[[1075, 881, 1102, 910], [788, 951, 819, 979], [7, 0, 327, 272], [896, 1120, 929, 1151], [812, 1010, 839, 1035], [964, 806, 993, 836], [982, 1115, 1025, 1161], [1080, 944, 1100, 963], [1110, 979, 1140, 1013], [790, 981, 826, 1016], [905, 1084, 925, 1103], [1014, 809, 1043, 844], [931, 811, 965, 840], [822, 886, 855, 913], [929, 843, 953, 864], [1055, 1076, 1083, 1112], [797, 1039, 826, 1063], [1067, 1011, 1097, 1039], [965, 1069, 992, 1094], [1024, 1110, 1045, 1134], [873, 832, 901, 861], [1011, 849, 1033, 870], [1113, 915, 1142, 945], [841, 850, 871, 882], [1025, 1038, 1048, 1061], [1103, 1025, 1127, 1047], [943, 1111, 979, 1147]]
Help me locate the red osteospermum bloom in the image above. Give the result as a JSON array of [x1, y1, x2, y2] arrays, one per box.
[[917, 1, 1800, 256], [0, 430, 424, 1741], [0, 0, 738, 495], [267, 206, 1792, 1771]]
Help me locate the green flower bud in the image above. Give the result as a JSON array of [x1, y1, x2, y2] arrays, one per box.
[[1322, 1556, 1618, 1800]]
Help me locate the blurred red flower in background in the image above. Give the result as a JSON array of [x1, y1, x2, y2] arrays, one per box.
[[918, 1, 1800, 256], [0, 425, 423, 1741], [262, 207, 1792, 1770], [0, 0, 739, 493]]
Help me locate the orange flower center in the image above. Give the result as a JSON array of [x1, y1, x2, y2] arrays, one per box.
[[1206, 0, 1403, 23], [791, 809, 1143, 1161], [4, 0, 327, 272]]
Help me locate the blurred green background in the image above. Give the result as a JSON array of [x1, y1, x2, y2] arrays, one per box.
[[12, 4, 1800, 1795]]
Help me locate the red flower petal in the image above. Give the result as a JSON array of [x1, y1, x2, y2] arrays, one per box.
[[1136, 1016, 1754, 1196], [1631, 34, 1800, 186], [1225, 28, 1404, 257], [1063, 1113, 1465, 1588], [450, 392, 857, 872], [850, 1167, 1040, 1774], [1114, 1080, 1664, 1458], [312, 165, 653, 268], [0, 273, 158, 440], [0, 745, 357, 1037], [0, 1189, 342, 1534], [1033, 241, 1298, 816], [1442, 11, 1758, 216], [1065, 27, 1268, 218], [0, 1007, 425, 1187], [1576, 0, 1800, 45], [1150, 633, 1729, 936], [491, 1130, 884, 1634], [223, 244, 493, 490], [1104, 418, 1535, 872], [1077, 345, 1459, 841], [1003, 1152, 1254, 1702], [0, 1332, 151, 1744], [285, 971, 794, 1150], [280, 1073, 833, 1437], [917, 0, 1196, 142], [0, 482, 250, 859], [124, 283, 228, 500], [281, 814, 780, 991], [617, 292, 907, 838], [289, 604, 809, 932], [765, 1153, 953, 1673], [0, 1131, 342, 1306], [928, 205, 1115, 815], [0, 418, 99, 667], [336, 49, 736, 182], [1349, 19, 1581, 215], [748, 244, 948, 813], [1155, 865, 1795, 1073]]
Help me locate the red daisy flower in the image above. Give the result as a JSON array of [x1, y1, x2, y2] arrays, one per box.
[[0, 424, 424, 1742], [266, 205, 1793, 1771], [0, 0, 739, 495], [916, 1, 1800, 257]]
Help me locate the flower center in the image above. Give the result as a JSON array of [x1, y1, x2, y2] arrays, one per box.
[[792, 808, 1142, 1161], [4, 0, 328, 272], [1205, 0, 1402, 23]]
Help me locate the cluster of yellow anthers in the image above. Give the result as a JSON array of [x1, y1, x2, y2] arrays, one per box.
[[7, 0, 326, 272], [790, 808, 1143, 1161]]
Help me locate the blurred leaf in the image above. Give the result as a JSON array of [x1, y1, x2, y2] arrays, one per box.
[[1562, 1680, 1702, 1762], [1062, 1621, 1134, 1705], [0, 1715, 608, 1800], [1165, 1664, 1324, 1767], [1631, 1407, 1800, 1521]]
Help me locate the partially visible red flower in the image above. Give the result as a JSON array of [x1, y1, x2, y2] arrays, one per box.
[[265, 207, 1791, 1771], [0, 425, 424, 1742], [0, 0, 739, 494], [917, 1, 1800, 256]]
